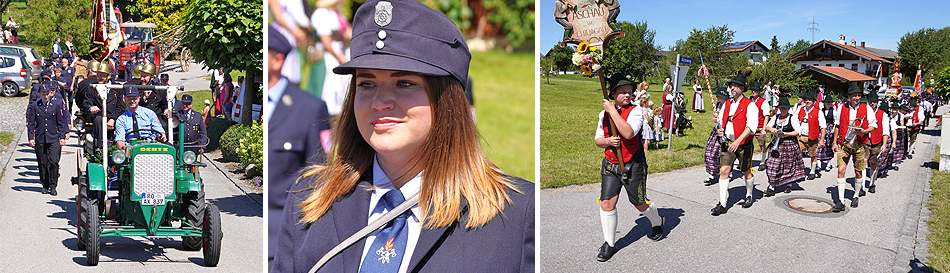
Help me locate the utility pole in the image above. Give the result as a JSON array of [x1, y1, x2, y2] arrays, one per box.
[[808, 17, 820, 43]]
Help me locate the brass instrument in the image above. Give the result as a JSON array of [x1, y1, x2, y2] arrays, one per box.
[[842, 118, 864, 149], [767, 116, 786, 157]]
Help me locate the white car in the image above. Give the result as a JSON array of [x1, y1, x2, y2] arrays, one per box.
[[230, 79, 261, 122]]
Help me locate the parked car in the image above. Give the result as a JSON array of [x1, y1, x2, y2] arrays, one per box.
[[0, 53, 32, 97], [0, 44, 43, 78], [230, 78, 262, 122]]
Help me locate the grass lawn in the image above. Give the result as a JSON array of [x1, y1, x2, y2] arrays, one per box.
[[179, 89, 214, 109], [928, 146, 950, 272], [0, 132, 13, 147], [540, 74, 800, 189], [470, 50, 535, 182]]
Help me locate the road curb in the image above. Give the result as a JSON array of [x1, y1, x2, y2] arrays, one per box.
[[202, 153, 263, 206], [892, 111, 940, 273]]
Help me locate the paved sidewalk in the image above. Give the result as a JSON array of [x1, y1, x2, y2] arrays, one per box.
[[541, 105, 943, 272]]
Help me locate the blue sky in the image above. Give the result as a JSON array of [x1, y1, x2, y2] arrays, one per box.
[[539, 0, 950, 55]]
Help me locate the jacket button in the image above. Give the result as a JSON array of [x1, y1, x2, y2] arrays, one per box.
[[284, 142, 292, 150]]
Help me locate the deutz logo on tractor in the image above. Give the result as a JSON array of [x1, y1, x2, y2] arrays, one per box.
[[139, 147, 169, 152]]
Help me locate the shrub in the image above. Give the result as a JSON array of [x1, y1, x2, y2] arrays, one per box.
[[237, 121, 263, 172], [206, 117, 236, 151], [219, 123, 247, 162]]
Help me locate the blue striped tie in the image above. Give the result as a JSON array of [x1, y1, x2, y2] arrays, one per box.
[[359, 190, 410, 273]]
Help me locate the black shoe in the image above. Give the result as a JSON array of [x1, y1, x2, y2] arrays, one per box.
[[711, 203, 728, 216], [907, 155, 913, 160], [807, 173, 815, 180], [894, 166, 900, 171], [40, 187, 48, 194], [850, 197, 859, 208], [704, 178, 718, 186], [741, 196, 754, 208], [758, 164, 766, 171], [49, 187, 57, 196], [596, 242, 615, 262], [764, 187, 775, 197], [868, 185, 876, 193], [648, 217, 665, 241], [784, 186, 792, 193], [859, 189, 866, 197], [833, 201, 845, 213]]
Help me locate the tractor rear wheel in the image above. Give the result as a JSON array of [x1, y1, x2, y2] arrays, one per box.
[[85, 202, 100, 266], [181, 188, 206, 251], [202, 203, 222, 267]]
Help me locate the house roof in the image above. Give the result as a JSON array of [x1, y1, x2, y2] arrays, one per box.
[[790, 40, 892, 64], [719, 40, 769, 53], [805, 66, 877, 82], [859, 46, 898, 60]]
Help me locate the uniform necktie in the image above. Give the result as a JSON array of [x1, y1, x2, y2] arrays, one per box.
[[359, 190, 410, 273], [132, 111, 140, 139]]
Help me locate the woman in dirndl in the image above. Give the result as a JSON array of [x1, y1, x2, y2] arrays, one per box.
[[875, 101, 897, 178], [891, 103, 908, 168], [703, 86, 730, 186], [763, 96, 806, 196], [815, 94, 836, 172], [692, 80, 704, 111]]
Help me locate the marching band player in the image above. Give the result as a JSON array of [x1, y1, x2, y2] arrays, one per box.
[[795, 89, 825, 180], [762, 96, 805, 196], [711, 73, 759, 216], [832, 83, 877, 212], [703, 86, 730, 186]]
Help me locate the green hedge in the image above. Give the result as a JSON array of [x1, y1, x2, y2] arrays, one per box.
[[206, 117, 237, 151]]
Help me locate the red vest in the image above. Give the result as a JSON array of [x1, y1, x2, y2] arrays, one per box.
[[910, 107, 921, 129], [752, 97, 766, 128], [721, 97, 754, 145], [798, 106, 820, 140], [837, 104, 870, 145], [869, 109, 886, 144], [603, 105, 642, 164]]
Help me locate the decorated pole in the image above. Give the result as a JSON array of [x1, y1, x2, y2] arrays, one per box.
[[698, 50, 713, 105], [556, 0, 626, 170]]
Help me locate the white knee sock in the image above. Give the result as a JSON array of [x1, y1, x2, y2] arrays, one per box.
[[855, 177, 864, 195], [837, 178, 847, 202], [719, 179, 729, 205], [745, 176, 754, 197], [643, 203, 661, 227], [811, 161, 817, 174], [600, 209, 617, 246]]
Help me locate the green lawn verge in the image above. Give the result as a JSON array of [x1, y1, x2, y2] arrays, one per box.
[[928, 146, 950, 272], [470, 50, 535, 182], [0, 132, 13, 147]]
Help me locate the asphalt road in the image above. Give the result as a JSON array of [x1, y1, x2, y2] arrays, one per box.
[[541, 104, 943, 272], [0, 62, 264, 272]]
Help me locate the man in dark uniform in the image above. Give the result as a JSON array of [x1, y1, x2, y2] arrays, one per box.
[[266, 25, 332, 267], [132, 63, 168, 130], [26, 83, 69, 195], [175, 94, 206, 154], [159, 74, 169, 86], [58, 58, 77, 114], [80, 60, 115, 147], [125, 54, 144, 82]]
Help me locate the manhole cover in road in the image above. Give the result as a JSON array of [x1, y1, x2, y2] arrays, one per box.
[[785, 197, 833, 214]]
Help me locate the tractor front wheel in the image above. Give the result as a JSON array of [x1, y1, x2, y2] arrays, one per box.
[[181, 189, 206, 251], [85, 202, 100, 266], [202, 203, 222, 267]]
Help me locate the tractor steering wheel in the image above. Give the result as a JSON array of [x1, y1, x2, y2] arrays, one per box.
[[124, 128, 165, 143]]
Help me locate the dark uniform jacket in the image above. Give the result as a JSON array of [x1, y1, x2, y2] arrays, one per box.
[[176, 108, 207, 148], [138, 87, 167, 116], [76, 76, 100, 116], [272, 176, 535, 273], [104, 87, 126, 121], [26, 96, 68, 144], [267, 82, 331, 258]]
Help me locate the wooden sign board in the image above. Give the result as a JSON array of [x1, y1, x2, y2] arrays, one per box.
[[559, 0, 612, 45]]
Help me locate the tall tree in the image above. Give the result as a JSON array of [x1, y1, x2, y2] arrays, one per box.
[[183, 0, 262, 124], [547, 44, 574, 73], [602, 21, 657, 81], [17, 0, 92, 58], [782, 39, 812, 57], [770, 35, 779, 53], [669, 25, 738, 84], [898, 27, 950, 79]]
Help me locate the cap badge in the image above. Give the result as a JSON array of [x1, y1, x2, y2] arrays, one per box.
[[374, 1, 393, 27]]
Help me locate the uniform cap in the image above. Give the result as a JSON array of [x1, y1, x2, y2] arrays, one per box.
[[182, 94, 193, 104], [333, 0, 471, 89], [123, 86, 139, 97], [268, 25, 293, 56]]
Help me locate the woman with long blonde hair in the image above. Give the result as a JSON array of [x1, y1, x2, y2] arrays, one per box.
[[271, 1, 533, 272]]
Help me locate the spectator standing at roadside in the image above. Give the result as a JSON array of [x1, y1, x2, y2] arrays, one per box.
[[312, 0, 351, 115], [52, 37, 62, 58], [64, 35, 75, 62], [5, 17, 17, 44]]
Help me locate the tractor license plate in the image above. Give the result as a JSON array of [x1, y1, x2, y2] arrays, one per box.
[[141, 193, 166, 206]]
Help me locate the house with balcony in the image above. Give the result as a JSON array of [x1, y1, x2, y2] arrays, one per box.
[[718, 40, 770, 63], [789, 36, 898, 90]]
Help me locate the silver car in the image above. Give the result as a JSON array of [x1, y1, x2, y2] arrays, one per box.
[[0, 44, 43, 78], [0, 53, 32, 97]]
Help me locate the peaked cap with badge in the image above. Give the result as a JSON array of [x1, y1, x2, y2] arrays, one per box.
[[332, 0, 471, 88]]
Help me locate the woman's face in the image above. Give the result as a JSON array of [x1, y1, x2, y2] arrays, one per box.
[[354, 69, 432, 162]]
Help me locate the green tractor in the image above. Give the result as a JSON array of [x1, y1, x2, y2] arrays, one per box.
[[72, 84, 221, 266]]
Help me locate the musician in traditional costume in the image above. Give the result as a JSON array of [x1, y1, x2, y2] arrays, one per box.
[[816, 93, 837, 172], [860, 91, 890, 196], [594, 74, 664, 262], [832, 83, 877, 211], [793, 89, 826, 180], [906, 99, 924, 159], [704, 86, 730, 186], [711, 73, 759, 216], [748, 82, 771, 171], [762, 96, 806, 196], [871, 101, 897, 188]]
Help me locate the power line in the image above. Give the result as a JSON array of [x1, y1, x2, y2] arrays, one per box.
[[807, 17, 820, 43]]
